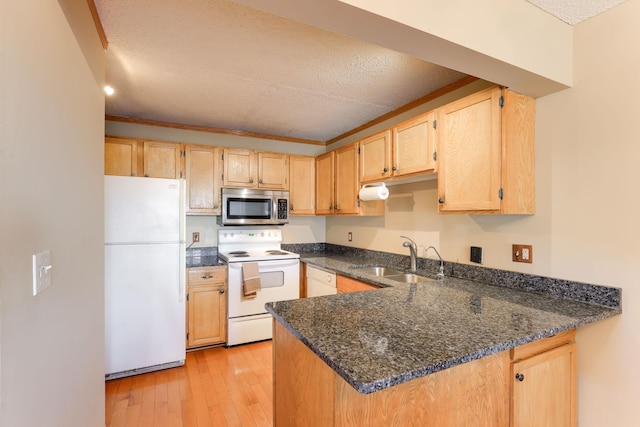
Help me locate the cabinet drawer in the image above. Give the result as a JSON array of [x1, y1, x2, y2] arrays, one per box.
[[188, 267, 226, 285]]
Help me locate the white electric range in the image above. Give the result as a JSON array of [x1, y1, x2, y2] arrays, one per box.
[[218, 228, 300, 346]]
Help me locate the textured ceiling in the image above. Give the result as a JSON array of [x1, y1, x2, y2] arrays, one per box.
[[526, 0, 628, 24], [96, 0, 466, 143], [95, 0, 627, 143]]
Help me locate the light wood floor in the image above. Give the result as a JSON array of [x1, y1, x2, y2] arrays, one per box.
[[105, 340, 273, 427]]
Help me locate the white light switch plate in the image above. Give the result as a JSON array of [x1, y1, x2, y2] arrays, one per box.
[[32, 250, 52, 296]]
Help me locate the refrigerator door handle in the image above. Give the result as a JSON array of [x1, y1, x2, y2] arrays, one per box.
[[179, 243, 186, 302]]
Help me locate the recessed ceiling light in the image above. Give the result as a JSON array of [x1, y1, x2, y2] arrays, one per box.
[[104, 85, 115, 96]]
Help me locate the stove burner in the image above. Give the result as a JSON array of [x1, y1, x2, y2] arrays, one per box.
[[229, 251, 248, 255], [266, 250, 289, 255]]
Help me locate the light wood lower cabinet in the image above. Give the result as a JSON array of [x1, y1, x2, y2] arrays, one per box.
[[186, 267, 227, 349], [336, 275, 377, 293], [510, 330, 576, 427], [273, 321, 577, 427]]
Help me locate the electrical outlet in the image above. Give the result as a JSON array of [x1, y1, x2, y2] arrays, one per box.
[[192, 232, 200, 243], [512, 244, 533, 263], [470, 246, 483, 264]]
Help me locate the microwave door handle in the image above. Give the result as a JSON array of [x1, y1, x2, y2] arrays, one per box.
[[272, 197, 277, 220]]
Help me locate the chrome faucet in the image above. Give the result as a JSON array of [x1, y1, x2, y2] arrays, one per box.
[[400, 236, 418, 273], [424, 246, 445, 278]]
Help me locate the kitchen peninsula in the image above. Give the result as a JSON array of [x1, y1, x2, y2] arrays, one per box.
[[266, 254, 621, 426]]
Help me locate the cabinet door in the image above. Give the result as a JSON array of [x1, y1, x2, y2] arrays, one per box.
[[187, 283, 227, 348], [360, 130, 391, 183], [289, 155, 315, 215], [143, 140, 182, 179], [335, 142, 359, 214], [512, 343, 576, 427], [223, 148, 256, 187], [337, 275, 376, 293], [185, 144, 221, 215], [393, 112, 436, 177], [437, 87, 502, 212], [105, 137, 139, 176], [258, 152, 289, 190], [315, 151, 335, 215]]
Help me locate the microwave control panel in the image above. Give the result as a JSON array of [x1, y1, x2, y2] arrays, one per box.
[[277, 199, 288, 219]]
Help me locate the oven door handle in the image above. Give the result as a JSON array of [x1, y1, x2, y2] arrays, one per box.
[[228, 259, 299, 269]]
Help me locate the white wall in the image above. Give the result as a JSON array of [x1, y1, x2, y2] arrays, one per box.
[[0, 1, 105, 426], [545, 2, 640, 424]]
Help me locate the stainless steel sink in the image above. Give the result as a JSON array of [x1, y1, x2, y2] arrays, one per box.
[[354, 266, 434, 283], [355, 266, 403, 277], [384, 273, 434, 283]]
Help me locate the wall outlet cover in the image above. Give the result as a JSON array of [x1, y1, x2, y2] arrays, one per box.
[[470, 246, 483, 264]]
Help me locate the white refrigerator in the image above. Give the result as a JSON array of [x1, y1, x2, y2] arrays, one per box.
[[104, 175, 186, 380]]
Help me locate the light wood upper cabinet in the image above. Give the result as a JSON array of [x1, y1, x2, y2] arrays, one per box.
[[393, 111, 436, 176], [222, 148, 289, 190], [185, 144, 221, 215], [359, 130, 392, 183], [222, 148, 256, 188], [335, 142, 360, 214], [360, 114, 436, 185], [511, 331, 576, 427], [436, 86, 535, 214], [186, 267, 227, 348], [316, 144, 384, 216], [105, 136, 140, 177], [315, 151, 335, 215], [258, 151, 289, 190], [289, 155, 315, 215], [143, 140, 183, 179]]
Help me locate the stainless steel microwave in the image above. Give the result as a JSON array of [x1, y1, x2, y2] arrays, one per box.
[[218, 188, 289, 226]]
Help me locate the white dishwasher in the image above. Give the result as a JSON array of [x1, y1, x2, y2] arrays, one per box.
[[306, 264, 337, 297]]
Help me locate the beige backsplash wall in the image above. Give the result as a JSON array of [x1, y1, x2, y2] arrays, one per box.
[[325, 172, 552, 275]]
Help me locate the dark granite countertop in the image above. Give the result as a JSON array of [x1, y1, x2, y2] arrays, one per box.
[[266, 252, 621, 395], [186, 256, 225, 268]]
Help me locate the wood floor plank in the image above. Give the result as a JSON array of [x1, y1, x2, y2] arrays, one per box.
[[105, 341, 274, 427], [124, 403, 141, 427]]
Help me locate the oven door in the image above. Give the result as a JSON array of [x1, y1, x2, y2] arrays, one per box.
[[227, 258, 300, 318]]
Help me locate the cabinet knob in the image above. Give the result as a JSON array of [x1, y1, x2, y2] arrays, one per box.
[[438, 198, 445, 204], [249, 178, 254, 183], [515, 373, 525, 382], [219, 289, 225, 294], [144, 174, 149, 177], [383, 167, 388, 173], [131, 173, 136, 177], [214, 205, 219, 209], [289, 205, 294, 211], [259, 179, 263, 184], [201, 275, 213, 279], [392, 166, 397, 171]]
